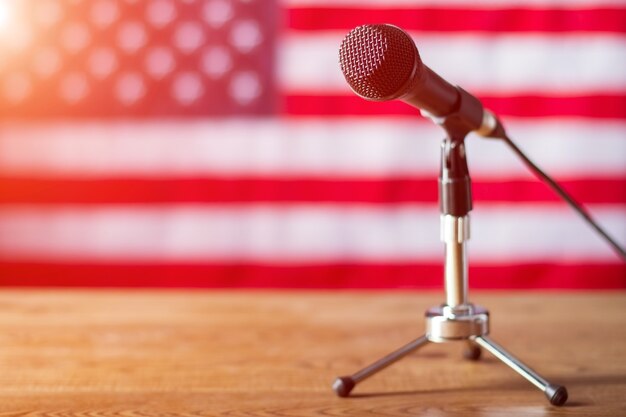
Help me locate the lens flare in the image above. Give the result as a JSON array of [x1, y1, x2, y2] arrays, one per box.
[[0, 0, 11, 30]]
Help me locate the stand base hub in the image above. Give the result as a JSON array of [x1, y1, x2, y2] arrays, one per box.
[[425, 304, 489, 342]]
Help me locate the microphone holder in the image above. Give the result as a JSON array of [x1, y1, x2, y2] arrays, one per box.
[[332, 89, 569, 406]]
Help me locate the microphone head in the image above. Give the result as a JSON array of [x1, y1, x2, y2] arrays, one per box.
[[339, 24, 422, 101]]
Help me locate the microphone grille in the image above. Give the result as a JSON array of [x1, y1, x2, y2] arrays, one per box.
[[339, 24, 420, 101]]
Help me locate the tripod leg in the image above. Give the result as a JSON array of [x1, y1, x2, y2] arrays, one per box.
[[463, 340, 482, 360], [333, 335, 429, 397], [473, 336, 568, 406]]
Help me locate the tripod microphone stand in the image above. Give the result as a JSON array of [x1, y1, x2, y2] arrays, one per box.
[[331, 92, 569, 407]]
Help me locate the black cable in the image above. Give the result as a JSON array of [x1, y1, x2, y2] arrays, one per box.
[[501, 135, 625, 262]]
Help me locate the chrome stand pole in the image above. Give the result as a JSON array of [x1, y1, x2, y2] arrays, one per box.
[[441, 214, 469, 311]]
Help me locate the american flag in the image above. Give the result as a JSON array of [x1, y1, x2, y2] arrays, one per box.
[[0, 0, 624, 288]]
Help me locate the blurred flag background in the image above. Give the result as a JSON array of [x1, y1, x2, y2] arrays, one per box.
[[0, 0, 624, 288]]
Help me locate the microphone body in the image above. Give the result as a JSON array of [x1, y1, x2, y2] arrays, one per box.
[[339, 24, 501, 138], [391, 62, 459, 118]]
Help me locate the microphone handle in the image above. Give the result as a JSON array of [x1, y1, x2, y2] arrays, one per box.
[[401, 65, 459, 117]]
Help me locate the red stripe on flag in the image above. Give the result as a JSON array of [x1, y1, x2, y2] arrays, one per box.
[[0, 261, 624, 289], [284, 94, 626, 119], [287, 7, 626, 33], [0, 177, 623, 204]]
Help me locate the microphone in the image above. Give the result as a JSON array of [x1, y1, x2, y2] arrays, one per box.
[[339, 24, 503, 138]]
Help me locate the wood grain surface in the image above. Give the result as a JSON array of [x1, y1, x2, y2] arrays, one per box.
[[0, 290, 624, 416]]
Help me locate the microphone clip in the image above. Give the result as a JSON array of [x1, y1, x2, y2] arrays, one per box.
[[427, 87, 482, 217]]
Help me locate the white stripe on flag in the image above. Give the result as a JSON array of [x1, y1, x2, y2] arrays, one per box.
[[279, 32, 626, 94], [0, 204, 623, 263], [1, 119, 624, 178]]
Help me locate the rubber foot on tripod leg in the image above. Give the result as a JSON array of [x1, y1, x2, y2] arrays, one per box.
[[463, 345, 481, 361], [333, 376, 355, 397], [545, 384, 568, 406]]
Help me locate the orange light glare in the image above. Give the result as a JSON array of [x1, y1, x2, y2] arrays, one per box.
[[0, 1, 11, 30]]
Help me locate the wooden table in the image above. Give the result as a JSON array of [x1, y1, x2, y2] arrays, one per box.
[[0, 290, 624, 416]]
